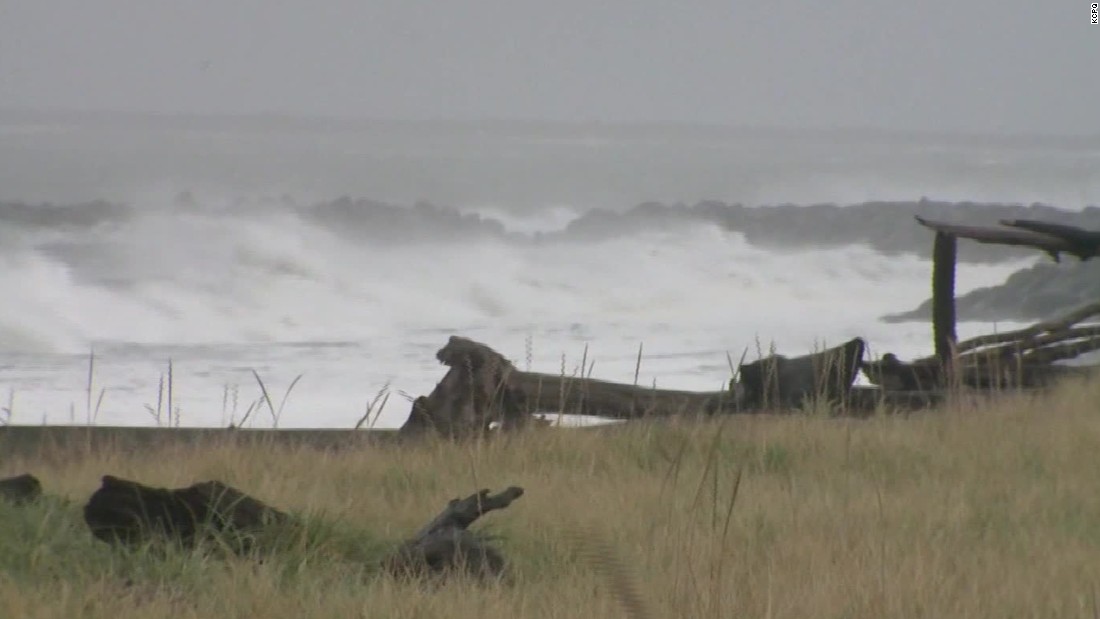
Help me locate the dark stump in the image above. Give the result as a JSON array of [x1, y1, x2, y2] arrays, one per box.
[[383, 486, 524, 580], [83, 475, 288, 552], [0, 473, 42, 505], [401, 336, 530, 438]]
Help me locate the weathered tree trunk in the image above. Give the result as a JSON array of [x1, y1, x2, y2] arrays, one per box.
[[942, 300, 1100, 386], [84, 475, 288, 552], [401, 336, 874, 435], [512, 371, 736, 419], [0, 473, 42, 505], [956, 302, 1100, 353], [863, 300, 1100, 392], [401, 336, 740, 436], [382, 486, 524, 580], [526, 339, 867, 415]]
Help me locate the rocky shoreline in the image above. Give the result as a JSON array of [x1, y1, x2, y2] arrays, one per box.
[[885, 258, 1100, 323]]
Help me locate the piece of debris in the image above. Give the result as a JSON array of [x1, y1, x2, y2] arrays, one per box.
[[83, 475, 289, 552], [865, 301, 1100, 391], [382, 486, 524, 580]]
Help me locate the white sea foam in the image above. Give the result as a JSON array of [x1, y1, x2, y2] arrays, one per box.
[[0, 199, 1032, 428]]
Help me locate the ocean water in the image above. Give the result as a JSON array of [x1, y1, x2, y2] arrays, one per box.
[[0, 115, 1095, 428]]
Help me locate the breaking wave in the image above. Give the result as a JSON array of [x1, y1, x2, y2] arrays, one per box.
[[0, 194, 1062, 355]]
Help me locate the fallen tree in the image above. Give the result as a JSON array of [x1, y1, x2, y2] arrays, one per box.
[[382, 486, 524, 580], [862, 301, 1100, 390], [400, 336, 870, 436], [512, 371, 733, 420], [517, 336, 866, 416]]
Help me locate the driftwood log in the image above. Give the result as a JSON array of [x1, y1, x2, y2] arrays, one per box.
[[0, 473, 42, 505], [882, 215, 1100, 394], [401, 336, 880, 436], [521, 339, 867, 414], [513, 372, 735, 419], [84, 475, 289, 552], [382, 486, 524, 580], [863, 301, 1100, 391], [402, 336, 531, 438], [915, 216, 1100, 263], [1000, 219, 1100, 262], [737, 338, 866, 410], [401, 336, 740, 436]]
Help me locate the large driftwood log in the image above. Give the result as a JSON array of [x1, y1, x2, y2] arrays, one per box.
[[862, 350, 1094, 390], [863, 301, 1100, 391], [401, 336, 740, 436], [915, 216, 1100, 262], [956, 301, 1100, 353], [1000, 219, 1100, 261], [0, 473, 42, 505], [382, 486, 524, 580], [512, 372, 736, 419], [84, 475, 289, 551], [861, 355, 1089, 391], [943, 300, 1100, 385], [401, 336, 880, 435], [737, 338, 866, 410], [401, 336, 531, 438], [529, 340, 868, 415]]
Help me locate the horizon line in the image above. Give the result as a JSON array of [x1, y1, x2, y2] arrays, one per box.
[[1, 106, 1097, 144]]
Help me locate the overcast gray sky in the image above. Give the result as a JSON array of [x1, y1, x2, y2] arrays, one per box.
[[0, 1, 1096, 135]]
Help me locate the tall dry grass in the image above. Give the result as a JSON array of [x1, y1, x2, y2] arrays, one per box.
[[3, 373, 1100, 618]]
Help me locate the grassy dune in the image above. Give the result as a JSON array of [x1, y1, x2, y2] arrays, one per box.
[[3, 376, 1100, 618]]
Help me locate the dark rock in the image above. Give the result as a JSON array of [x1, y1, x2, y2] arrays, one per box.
[[0, 473, 42, 505], [83, 475, 288, 551], [301, 198, 510, 244]]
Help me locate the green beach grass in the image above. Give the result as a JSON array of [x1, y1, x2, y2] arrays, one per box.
[[3, 373, 1100, 618]]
